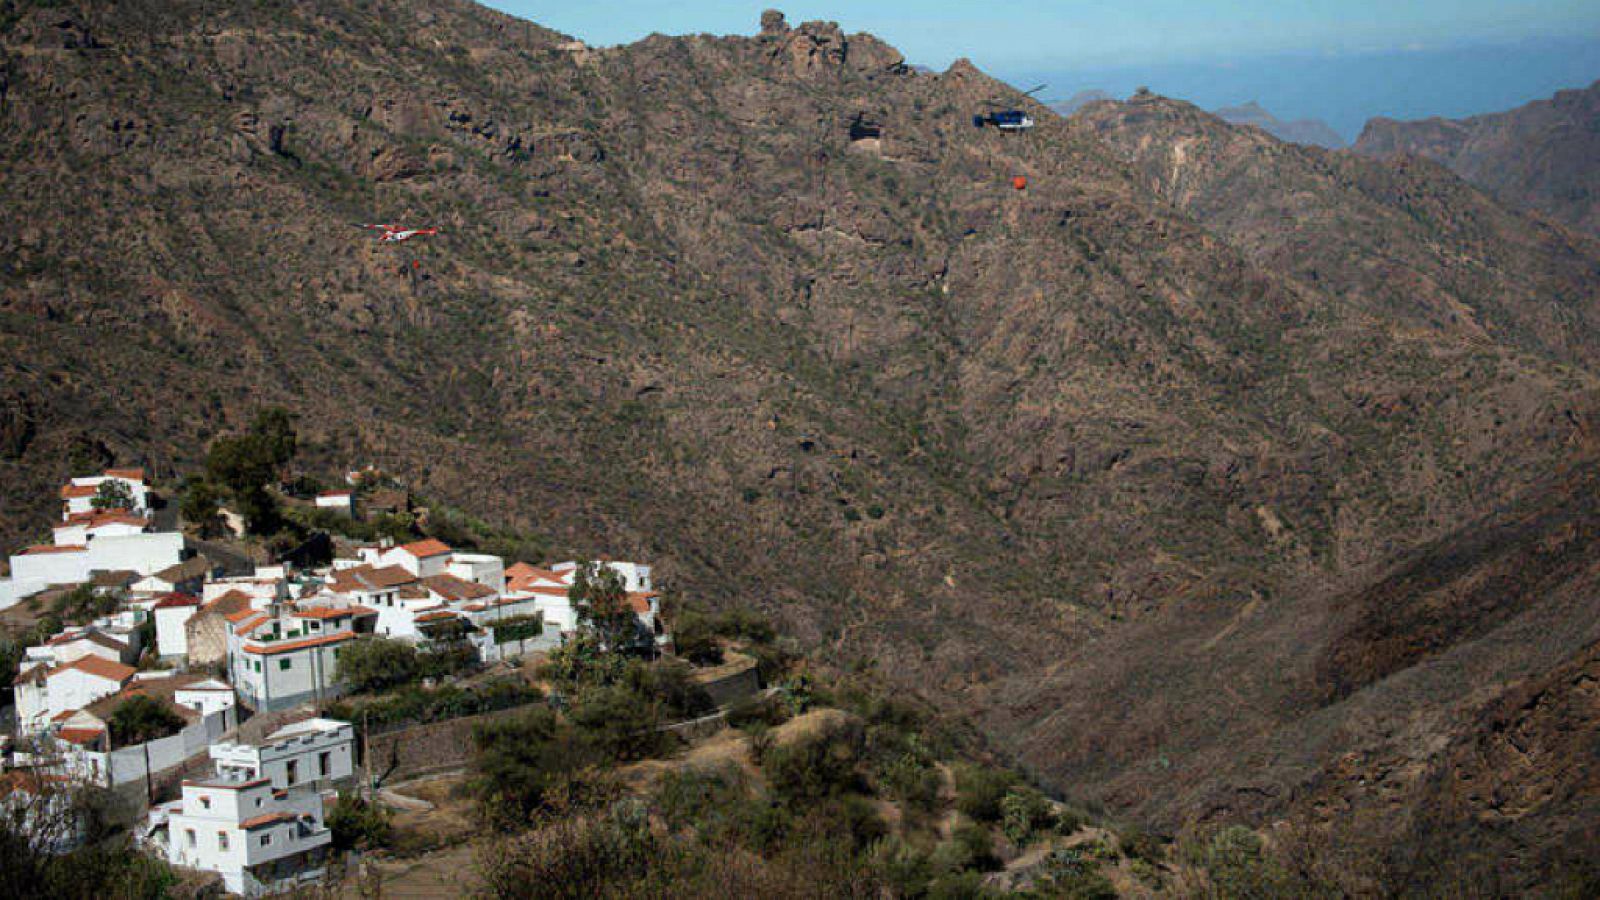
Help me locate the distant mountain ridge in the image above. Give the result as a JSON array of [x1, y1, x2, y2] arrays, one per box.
[[1054, 91, 1344, 147], [1354, 80, 1600, 235], [1214, 100, 1345, 148], [1050, 89, 1113, 116]]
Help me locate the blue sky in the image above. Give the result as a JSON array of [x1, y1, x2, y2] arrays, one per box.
[[485, 2, 1600, 138]]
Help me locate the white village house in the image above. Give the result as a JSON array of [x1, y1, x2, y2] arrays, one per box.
[[143, 718, 353, 896], [0, 468, 184, 612], [47, 675, 239, 788]]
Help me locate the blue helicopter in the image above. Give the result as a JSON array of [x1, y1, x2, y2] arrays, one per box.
[[973, 84, 1046, 131]]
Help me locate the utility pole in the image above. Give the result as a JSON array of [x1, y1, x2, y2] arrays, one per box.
[[141, 739, 154, 807], [360, 709, 373, 801]]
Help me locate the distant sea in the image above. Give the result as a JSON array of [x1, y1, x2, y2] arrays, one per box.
[[998, 35, 1600, 142]]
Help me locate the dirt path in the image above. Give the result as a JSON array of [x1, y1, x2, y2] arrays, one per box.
[[344, 844, 480, 898]]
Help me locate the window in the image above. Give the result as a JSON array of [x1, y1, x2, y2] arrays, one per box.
[[259, 834, 272, 847], [254, 797, 263, 808], [218, 832, 229, 850], [253, 660, 261, 672], [278, 658, 293, 671], [185, 829, 196, 847], [318, 750, 331, 777], [200, 796, 211, 809]]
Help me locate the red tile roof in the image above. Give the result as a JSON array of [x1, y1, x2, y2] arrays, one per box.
[[153, 592, 202, 610], [224, 606, 262, 623], [104, 468, 147, 482], [24, 544, 86, 555], [60, 484, 98, 499], [56, 727, 107, 747], [399, 538, 452, 558], [421, 572, 496, 603], [240, 811, 297, 830], [293, 605, 375, 620], [233, 614, 269, 636], [241, 632, 358, 656], [628, 591, 658, 614], [51, 655, 136, 683], [317, 490, 352, 498], [56, 511, 151, 531], [202, 590, 255, 614], [413, 610, 460, 624], [328, 564, 416, 592], [505, 563, 567, 591]]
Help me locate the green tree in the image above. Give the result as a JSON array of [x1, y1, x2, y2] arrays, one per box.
[[470, 707, 602, 830], [669, 609, 723, 665], [326, 791, 391, 853], [179, 479, 225, 537], [565, 682, 673, 762], [571, 563, 640, 650], [335, 637, 421, 694], [203, 406, 298, 534], [89, 479, 134, 511], [954, 765, 1017, 822], [108, 695, 185, 747]]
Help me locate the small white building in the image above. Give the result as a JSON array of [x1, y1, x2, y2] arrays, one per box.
[[370, 538, 453, 578], [209, 718, 356, 791], [50, 676, 238, 788], [52, 510, 152, 546], [132, 554, 217, 597], [313, 491, 353, 515], [143, 717, 353, 896], [552, 559, 653, 592], [14, 655, 137, 736], [146, 774, 332, 896], [446, 553, 506, 593], [153, 592, 202, 661], [64, 469, 151, 516], [229, 604, 376, 711]]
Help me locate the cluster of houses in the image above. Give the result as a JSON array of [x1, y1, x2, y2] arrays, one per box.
[[1, 466, 670, 894]]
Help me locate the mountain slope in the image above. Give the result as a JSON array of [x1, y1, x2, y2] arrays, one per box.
[[1355, 80, 1600, 236], [2, 2, 1599, 886]]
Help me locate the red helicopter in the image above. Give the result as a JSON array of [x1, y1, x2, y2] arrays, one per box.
[[357, 223, 440, 243]]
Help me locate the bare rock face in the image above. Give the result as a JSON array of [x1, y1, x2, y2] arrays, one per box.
[[774, 20, 847, 77], [759, 9, 789, 37]]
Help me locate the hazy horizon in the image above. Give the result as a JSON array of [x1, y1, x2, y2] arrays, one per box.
[[485, 2, 1598, 141]]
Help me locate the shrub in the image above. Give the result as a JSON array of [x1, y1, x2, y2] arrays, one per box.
[[670, 610, 724, 665], [726, 694, 790, 731], [326, 791, 391, 852], [336, 637, 421, 694], [954, 765, 1017, 822], [565, 681, 677, 763], [872, 836, 934, 897], [470, 707, 605, 831], [108, 695, 186, 747], [1037, 847, 1117, 899], [939, 822, 1000, 873], [652, 767, 745, 830], [876, 751, 942, 814], [762, 724, 863, 804], [1204, 825, 1288, 898], [477, 800, 656, 899], [999, 785, 1054, 844]]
